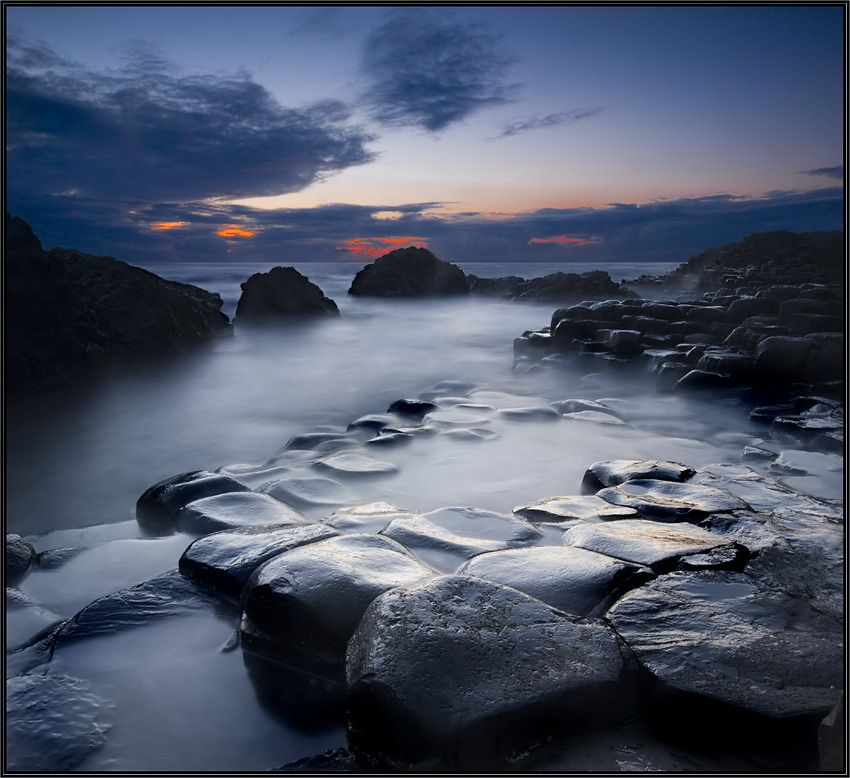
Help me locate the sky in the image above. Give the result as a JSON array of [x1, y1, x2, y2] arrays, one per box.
[[5, 4, 845, 265]]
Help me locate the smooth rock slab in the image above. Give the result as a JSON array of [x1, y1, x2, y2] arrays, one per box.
[[596, 479, 750, 521], [136, 471, 251, 535], [606, 571, 844, 719], [513, 494, 638, 523], [177, 491, 311, 534], [582, 460, 696, 493], [259, 475, 360, 510], [6, 673, 115, 771], [311, 453, 399, 479], [179, 523, 339, 603], [322, 502, 418, 534], [564, 519, 742, 571], [382, 507, 542, 573], [346, 574, 642, 772], [240, 534, 434, 668], [458, 545, 654, 617]]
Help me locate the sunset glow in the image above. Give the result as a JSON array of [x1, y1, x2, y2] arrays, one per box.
[[339, 236, 428, 257], [217, 226, 256, 237], [151, 221, 190, 231], [528, 235, 598, 246]]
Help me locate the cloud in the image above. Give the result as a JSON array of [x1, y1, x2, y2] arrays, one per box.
[[494, 107, 603, 139], [5, 35, 377, 210], [799, 165, 844, 180], [359, 10, 519, 132]]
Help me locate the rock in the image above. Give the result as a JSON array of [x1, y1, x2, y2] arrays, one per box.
[[381, 506, 543, 572], [513, 494, 638, 523], [754, 336, 815, 378], [234, 266, 339, 322], [386, 399, 438, 418], [177, 491, 311, 534], [136, 471, 252, 535], [439, 427, 500, 441], [5, 673, 114, 771], [564, 519, 744, 571], [311, 453, 399, 479], [179, 523, 339, 603], [258, 475, 360, 510], [458, 545, 654, 617], [6, 216, 231, 396], [581, 460, 696, 493], [322, 502, 418, 534], [240, 534, 434, 669], [497, 405, 562, 421], [595, 479, 751, 521], [348, 247, 469, 297], [551, 398, 623, 418], [346, 574, 643, 771], [6, 534, 38, 585], [282, 431, 351, 451], [277, 748, 365, 772], [606, 571, 844, 720]]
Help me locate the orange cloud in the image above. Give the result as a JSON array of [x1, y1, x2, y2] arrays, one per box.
[[151, 221, 190, 231], [217, 225, 256, 237], [337, 236, 428, 257], [529, 235, 598, 246]]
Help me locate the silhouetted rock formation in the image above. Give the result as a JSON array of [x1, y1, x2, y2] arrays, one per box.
[[349, 247, 470, 297], [235, 266, 340, 323], [5, 214, 231, 395], [469, 269, 634, 302]]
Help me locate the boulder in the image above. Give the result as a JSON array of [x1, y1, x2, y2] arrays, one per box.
[[513, 494, 638, 523], [6, 674, 114, 772], [564, 519, 746, 571], [458, 545, 654, 616], [258, 475, 360, 510], [595, 479, 751, 521], [311, 453, 399, 479], [322, 502, 418, 534], [346, 574, 644, 771], [606, 571, 844, 719], [6, 534, 38, 585], [240, 533, 434, 669], [234, 266, 339, 322], [5, 214, 231, 395], [179, 522, 339, 603], [177, 491, 311, 534], [136, 471, 252, 535], [348, 247, 469, 297], [581, 460, 696, 493], [386, 399, 438, 418]]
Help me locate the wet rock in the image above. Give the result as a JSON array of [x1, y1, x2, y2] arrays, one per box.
[[6, 533, 38, 585], [346, 574, 643, 772], [560, 409, 630, 426], [311, 453, 399, 479], [595, 479, 750, 521], [551, 398, 623, 418], [283, 431, 351, 451], [259, 475, 360, 510], [497, 405, 561, 421], [136, 471, 251, 535], [240, 534, 434, 669], [6, 673, 115, 771], [179, 523, 339, 603], [606, 571, 844, 719], [347, 413, 397, 432], [565, 519, 742, 571], [458, 545, 654, 617], [177, 491, 311, 534], [363, 430, 416, 447], [422, 408, 492, 427], [386, 399, 438, 418], [234, 266, 339, 322], [348, 247, 469, 297], [439, 427, 500, 441], [513, 494, 638, 523], [754, 336, 815, 378], [381, 506, 542, 572], [581, 460, 696, 493], [322, 502, 418, 534]]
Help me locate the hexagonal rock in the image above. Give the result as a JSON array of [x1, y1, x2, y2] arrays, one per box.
[[458, 545, 654, 617], [564, 519, 744, 571], [596, 479, 750, 521], [581, 460, 696, 493], [346, 574, 643, 772], [136, 470, 251, 535], [381, 506, 542, 573], [177, 491, 311, 534], [513, 494, 638, 523], [606, 571, 844, 719], [179, 523, 339, 603], [322, 502, 418, 534], [6, 673, 115, 772], [311, 453, 399, 479], [240, 534, 435, 668], [258, 475, 360, 510]]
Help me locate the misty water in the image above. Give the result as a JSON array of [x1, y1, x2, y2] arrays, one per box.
[[8, 259, 814, 771]]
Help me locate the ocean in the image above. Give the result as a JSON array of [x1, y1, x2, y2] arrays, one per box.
[[8, 257, 799, 771]]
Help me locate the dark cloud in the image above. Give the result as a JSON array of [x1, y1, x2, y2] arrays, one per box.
[[799, 165, 844, 180], [6, 35, 376, 210], [359, 10, 520, 132], [493, 107, 604, 139]]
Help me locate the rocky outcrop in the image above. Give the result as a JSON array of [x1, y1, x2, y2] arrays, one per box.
[[5, 214, 231, 396], [234, 266, 339, 323], [469, 269, 634, 302], [348, 247, 470, 297]]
